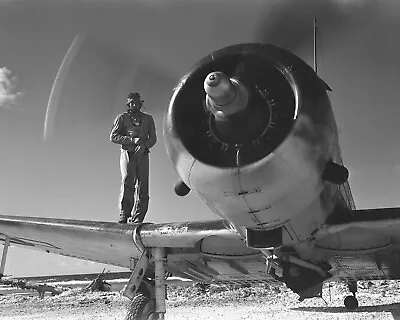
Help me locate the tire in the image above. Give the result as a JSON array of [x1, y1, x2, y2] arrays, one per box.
[[344, 295, 358, 310], [125, 293, 156, 320]]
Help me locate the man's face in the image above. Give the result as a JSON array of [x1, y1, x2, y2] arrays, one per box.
[[127, 98, 142, 112]]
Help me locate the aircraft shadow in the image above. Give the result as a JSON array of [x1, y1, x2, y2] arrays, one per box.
[[293, 303, 400, 318]]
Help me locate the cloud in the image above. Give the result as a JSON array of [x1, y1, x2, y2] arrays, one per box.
[[0, 67, 23, 109]]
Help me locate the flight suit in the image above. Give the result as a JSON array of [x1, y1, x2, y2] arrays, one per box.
[[110, 111, 157, 223]]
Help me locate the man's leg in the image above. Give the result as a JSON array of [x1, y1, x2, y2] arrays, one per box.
[[131, 154, 149, 224], [119, 150, 137, 223]]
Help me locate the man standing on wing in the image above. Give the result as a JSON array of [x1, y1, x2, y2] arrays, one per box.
[[110, 92, 157, 224]]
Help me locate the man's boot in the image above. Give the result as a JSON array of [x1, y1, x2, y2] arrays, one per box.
[[131, 211, 145, 224], [118, 212, 128, 224]]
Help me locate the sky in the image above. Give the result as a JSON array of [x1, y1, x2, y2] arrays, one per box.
[[0, 0, 400, 276]]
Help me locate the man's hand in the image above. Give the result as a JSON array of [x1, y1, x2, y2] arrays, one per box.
[[128, 131, 141, 144], [135, 143, 147, 154], [131, 137, 141, 144]]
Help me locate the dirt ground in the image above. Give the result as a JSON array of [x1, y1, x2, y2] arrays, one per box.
[[1, 281, 400, 319]]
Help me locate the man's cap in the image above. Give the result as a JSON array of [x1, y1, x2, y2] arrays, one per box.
[[127, 92, 144, 102]]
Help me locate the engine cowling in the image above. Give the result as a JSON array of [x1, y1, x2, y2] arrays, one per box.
[[165, 43, 297, 168], [164, 43, 338, 244]]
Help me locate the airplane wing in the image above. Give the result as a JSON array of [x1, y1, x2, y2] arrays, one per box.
[[0, 215, 275, 285], [0, 215, 141, 268], [314, 208, 400, 282]]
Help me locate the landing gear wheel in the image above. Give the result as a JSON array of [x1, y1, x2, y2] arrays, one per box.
[[344, 295, 358, 310], [125, 293, 156, 320]]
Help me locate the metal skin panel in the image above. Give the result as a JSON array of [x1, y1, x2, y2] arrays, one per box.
[[200, 235, 257, 256], [328, 248, 400, 282], [139, 220, 240, 248], [188, 151, 300, 228]]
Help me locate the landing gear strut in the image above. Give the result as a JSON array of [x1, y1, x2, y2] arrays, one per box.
[[0, 236, 10, 277], [124, 247, 166, 320], [344, 281, 358, 310]]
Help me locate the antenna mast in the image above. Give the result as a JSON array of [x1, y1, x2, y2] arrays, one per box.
[[313, 17, 318, 74]]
